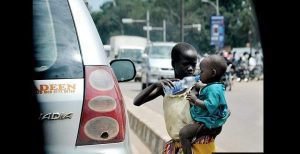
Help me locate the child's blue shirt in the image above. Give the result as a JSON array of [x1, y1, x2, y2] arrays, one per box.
[[190, 82, 230, 128]]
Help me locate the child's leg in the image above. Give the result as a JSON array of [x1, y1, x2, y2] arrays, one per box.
[[194, 125, 222, 138], [179, 123, 203, 154]]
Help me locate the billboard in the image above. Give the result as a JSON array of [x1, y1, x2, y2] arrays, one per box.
[[210, 16, 224, 48]]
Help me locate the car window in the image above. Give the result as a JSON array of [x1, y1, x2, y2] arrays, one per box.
[[33, 0, 83, 79], [149, 45, 173, 59], [118, 49, 142, 61]]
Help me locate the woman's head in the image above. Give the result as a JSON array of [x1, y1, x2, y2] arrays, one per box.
[[171, 42, 198, 79], [199, 54, 227, 83]]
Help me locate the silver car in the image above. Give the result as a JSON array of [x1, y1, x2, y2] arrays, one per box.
[[33, 0, 135, 153]]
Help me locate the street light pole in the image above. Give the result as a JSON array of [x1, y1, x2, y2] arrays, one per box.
[[180, 0, 184, 42], [146, 10, 150, 43], [216, 0, 219, 16], [183, 24, 202, 41], [146, 21, 167, 42], [216, 0, 219, 53], [202, 0, 220, 53], [183, 24, 202, 31], [202, 0, 219, 15], [163, 20, 166, 42], [122, 10, 151, 42], [122, 10, 166, 42]]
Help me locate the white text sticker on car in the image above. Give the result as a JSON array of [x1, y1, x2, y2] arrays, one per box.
[[39, 112, 74, 120]]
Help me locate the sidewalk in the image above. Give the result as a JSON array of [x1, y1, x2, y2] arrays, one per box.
[[130, 127, 152, 154], [124, 95, 170, 154]]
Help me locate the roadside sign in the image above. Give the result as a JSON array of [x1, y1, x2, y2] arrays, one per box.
[[210, 16, 224, 48]]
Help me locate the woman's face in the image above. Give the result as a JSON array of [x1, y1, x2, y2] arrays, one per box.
[[173, 49, 197, 79]]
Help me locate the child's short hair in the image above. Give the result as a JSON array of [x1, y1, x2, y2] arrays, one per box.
[[171, 42, 196, 61], [207, 55, 227, 80]]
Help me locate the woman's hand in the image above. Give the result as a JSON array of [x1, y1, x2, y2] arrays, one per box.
[[134, 78, 178, 106], [156, 78, 180, 89]]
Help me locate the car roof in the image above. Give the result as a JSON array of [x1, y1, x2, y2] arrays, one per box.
[[149, 42, 177, 46]]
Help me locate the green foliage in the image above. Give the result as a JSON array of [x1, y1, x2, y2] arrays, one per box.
[[90, 0, 260, 54]]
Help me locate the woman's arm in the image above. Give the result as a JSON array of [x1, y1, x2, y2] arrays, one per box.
[[133, 82, 162, 106], [133, 79, 177, 106]]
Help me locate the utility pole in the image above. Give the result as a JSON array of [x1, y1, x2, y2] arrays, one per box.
[[145, 20, 166, 42], [122, 10, 166, 42], [202, 0, 220, 53], [216, 0, 220, 53], [163, 20, 166, 42], [122, 10, 151, 42], [146, 10, 150, 43], [180, 0, 184, 42], [216, 0, 219, 15]]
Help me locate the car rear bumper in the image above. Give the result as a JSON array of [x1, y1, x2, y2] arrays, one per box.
[[44, 141, 131, 154]]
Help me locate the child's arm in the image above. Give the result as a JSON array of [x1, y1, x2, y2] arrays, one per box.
[[194, 81, 207, 92], [190, 81, 207, 97], [186, 93, 206, 109], [193, 99, 206, 109]]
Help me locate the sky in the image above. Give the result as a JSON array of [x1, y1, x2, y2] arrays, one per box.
[[86, 0, 112, 11]]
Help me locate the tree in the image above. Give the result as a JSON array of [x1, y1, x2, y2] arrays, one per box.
[[90, 0, 261, 54], [91, 0, 148, 44]]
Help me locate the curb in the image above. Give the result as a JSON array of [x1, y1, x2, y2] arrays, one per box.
[[123, 95, 225, 153], [124, 95, 171, 154], [128, 111, 166, 154]]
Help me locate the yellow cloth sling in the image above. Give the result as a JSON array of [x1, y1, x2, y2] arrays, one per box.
[[162, 88, 215, 154]]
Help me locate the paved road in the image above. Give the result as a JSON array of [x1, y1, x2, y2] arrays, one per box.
[[122, 80, 263, 152]]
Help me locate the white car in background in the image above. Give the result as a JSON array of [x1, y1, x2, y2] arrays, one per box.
[[33, 0, 135, 153], [116, 46, 145, 82], [141, 42, 176, 89]]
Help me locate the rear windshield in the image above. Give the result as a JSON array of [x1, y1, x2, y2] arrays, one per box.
[[118, 49, 142, 62], [33, 0, 83, 79]]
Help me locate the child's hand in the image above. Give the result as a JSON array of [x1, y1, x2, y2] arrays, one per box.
[[186, 93, 198, 105]]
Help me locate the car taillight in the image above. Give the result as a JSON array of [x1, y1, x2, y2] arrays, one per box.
[[76, 66, 126, 145]]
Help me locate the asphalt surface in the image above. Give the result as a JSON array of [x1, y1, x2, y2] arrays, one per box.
[[123, 80, 263, 152]]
